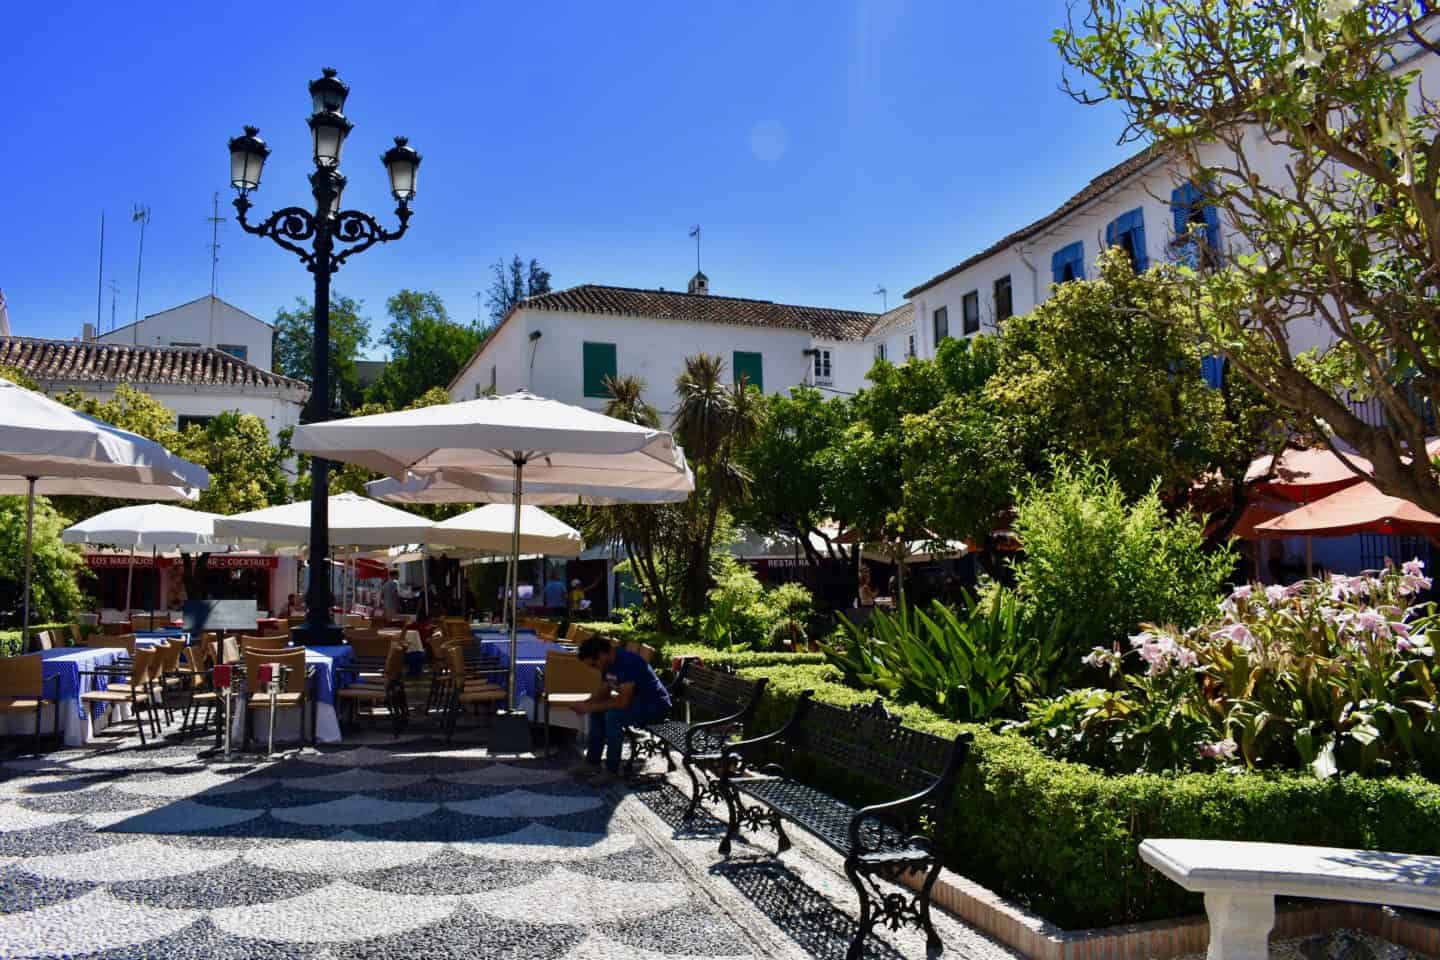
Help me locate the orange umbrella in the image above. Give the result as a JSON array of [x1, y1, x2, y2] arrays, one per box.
[[1253, 481, 1440, 539], [1245, 446, 1373, 503]]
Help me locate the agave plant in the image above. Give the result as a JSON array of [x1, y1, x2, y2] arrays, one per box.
[[827, 590, 1064, 722]]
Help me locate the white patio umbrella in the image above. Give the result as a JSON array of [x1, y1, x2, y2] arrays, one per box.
[[0, 378, 209, 639], [429, 504, 584, 556], [213, 492, 435, 547], [293, 391, 692, 746], [365, 468, 694, 506], [62, 504, 232, 615]]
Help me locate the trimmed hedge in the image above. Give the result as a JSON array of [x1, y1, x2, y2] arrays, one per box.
[[717, 655, 1440, 929]]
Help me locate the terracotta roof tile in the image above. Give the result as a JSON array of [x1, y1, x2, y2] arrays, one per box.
[[520, 284, 879, 341], [0, 337, 309, 396], [865, 302, 913, 337], [904, 145, 1165, 299]]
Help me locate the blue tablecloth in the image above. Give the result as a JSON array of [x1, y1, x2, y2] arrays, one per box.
[[304, 645, 354, 705], [40, 647, 125, 720], [476, 633, 562, 701], [135, 629, 188, 644]]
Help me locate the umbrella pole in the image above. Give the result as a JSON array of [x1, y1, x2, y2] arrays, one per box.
[[509, 458, 523, 713], [125, 549, 135, 613], [150, 546, 157, 623], [422, 547, 430, 618], [21, 476, 36, 646]]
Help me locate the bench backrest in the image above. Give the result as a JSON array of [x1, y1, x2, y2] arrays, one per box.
[[675, 663, 765, 725], [787, 696, 958, 798]]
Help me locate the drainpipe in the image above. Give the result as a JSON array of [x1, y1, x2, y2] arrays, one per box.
[[1015, 244, 1041, 309]]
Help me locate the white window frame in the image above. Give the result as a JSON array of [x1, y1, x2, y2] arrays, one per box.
[[813, 348, 833, 385], [217, 343, 248, 362]]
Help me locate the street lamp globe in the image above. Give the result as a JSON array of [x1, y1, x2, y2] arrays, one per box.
[[308, 108, 354, 168], [227, 126, 270, 194], [308, 67, 350, 114], [382, 136, 422, 202]]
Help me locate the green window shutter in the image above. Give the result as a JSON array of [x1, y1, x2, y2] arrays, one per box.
[[732, 351, 763, 393], [582, 342, 617, 398]]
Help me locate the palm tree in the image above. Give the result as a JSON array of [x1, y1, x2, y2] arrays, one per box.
[[673, 354, 765, 616]]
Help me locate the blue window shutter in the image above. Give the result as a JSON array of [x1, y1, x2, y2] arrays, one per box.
[[1201, 355, 1225, 389], [1203, 204, 1221, 253], [1052, 242, 1084, 284], [1130, 213, 1148, 272]]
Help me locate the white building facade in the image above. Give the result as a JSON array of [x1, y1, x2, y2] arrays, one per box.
[[93, 295, 275, 371], [449, 277, 905, 415]]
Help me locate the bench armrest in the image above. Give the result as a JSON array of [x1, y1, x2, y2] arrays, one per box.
[[719, 690, 814, 777], [846, 731, 973, 856], [685, 707, 750, 755]]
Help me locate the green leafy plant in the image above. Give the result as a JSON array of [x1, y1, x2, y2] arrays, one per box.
[[827, 590, 1064, 721]]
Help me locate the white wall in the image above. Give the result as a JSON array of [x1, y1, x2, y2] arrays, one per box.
[[97, 296, 274, 370], [51, 382, 302, 443], [452, 308, 838, 414]]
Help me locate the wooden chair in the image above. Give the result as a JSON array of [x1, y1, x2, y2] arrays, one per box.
[[336, 642, 408, 735], [533, 619, 561, 642], [240, 635, 289, 651], [344, 626, 380, 646], [32, 630, 54, 651], [85, 633, 136, 655], [67, 624, 84, 647], [0, 655, 61, 746], [179, 638, 223, 738], [130, 614, 159, 632], [438, 644, 506, 741], [344, 613, 370, 629], [80, 646, 161, 745], [624, 641, 658, 665], [242, 647, 311, 750], [539, 651, 602, 758], [566, 625, 595, 644]]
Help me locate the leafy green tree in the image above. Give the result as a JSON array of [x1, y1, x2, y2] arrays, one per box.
[[485, 255, 552, 326], [1056, 0, 1440, 512], [0, 367, 39, 391], [174, 412, 288, 514], [673, 354, 765, 616], [0, 494, 91, 628], [273, 294, 372, 414], [367, 290, 485, 409], [734, 387, 856, 566]]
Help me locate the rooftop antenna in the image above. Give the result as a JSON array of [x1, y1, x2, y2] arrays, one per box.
[[689, 224, 702, 274], [475, 290, 483, 325], [131, 204, 151, 342], [95, 211, 105, 336], [204, 192, 227, 346], [873, 285, 888, 312], [108, 278, 119, 333]]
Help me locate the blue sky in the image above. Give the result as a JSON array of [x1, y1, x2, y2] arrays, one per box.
[[3, 0, 1133, 357]]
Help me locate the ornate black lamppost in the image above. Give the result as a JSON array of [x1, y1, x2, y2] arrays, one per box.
[[227, 67, 421, 643]]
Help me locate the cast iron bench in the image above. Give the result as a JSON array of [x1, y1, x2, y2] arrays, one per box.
[[1141, 838, 1440, 960], [718, 692, 972, 960], [625, 661, 768, 818]]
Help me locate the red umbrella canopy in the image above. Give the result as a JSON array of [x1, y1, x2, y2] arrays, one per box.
[[1245, 447, 1374, 503], [1253, 481, 1440, 539]]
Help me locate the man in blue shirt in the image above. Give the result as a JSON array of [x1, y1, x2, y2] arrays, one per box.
[[542, 573, 567, 618], [571, 635, 672, 785]]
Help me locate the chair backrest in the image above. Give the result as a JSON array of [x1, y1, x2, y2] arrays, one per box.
[[87, 633, 136, 654], [566, 625, 594, 643], [244, 647, 307, 695], [33, 630, 54, 651], [349, 633, 392, 660], [287, 615, 305, 627], [344, 613, 370, 628], [159, 640, 183, 674], [543, 651, 603, 697], [444, 644, 470, 691], [102, 622, 132, 636], [0, 654, 42, 697], [382, 642, 404, 682], [785, 696, 961, 798], [128, 646, 159, 685], [221, 635, 242, 664], [130, 614, 158, 631], [345, 626, 379, 644], [68, 624, 83, 646], [624, 641, 657, 665], [240, 635, 289, 651]]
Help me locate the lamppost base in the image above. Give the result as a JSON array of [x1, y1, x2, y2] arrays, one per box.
[[488, 711, 533, 754], [292, 622, 344, 646]]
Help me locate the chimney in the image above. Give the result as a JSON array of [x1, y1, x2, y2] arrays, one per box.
[[82, 321, 97, 341], [687, 271, 709, 295]]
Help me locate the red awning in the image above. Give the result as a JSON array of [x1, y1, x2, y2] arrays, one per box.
[[1253, 482, 1440, 539]]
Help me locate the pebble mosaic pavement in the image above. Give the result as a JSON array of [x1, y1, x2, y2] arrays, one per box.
[[0, 725, 1021, 960]]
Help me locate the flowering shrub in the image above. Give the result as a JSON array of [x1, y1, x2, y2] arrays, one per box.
[[1012, 561, 1440, 778]]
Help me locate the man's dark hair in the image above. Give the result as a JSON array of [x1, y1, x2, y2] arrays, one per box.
[[576, 635, 612, 662]]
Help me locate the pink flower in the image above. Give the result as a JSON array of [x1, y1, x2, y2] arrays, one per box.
[[1230, 585, 1253, 602], [1082, 647, 1114, 670], [1265, 584, 1287, 606], [1213, 623, 1255, 648], [1200, 739, 1238, 760], [1404, 558, 1427, 577], [1174, 646, 1199, 669]]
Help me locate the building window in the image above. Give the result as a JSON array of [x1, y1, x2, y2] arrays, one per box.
[[1201, 355, 1225, 389], [1105, 208, 1149, 272], [177, 414, 215, 431], [961, 291, 980, 335], [874, 342, 887, 363], [170, 341, 201, 348], [906, 334, 916, 359], [994, 275, 1013, 324], [812, 349, 833, 385], [582, 341, 617, 398], [1169, 182, 1222, 270], [217, 344, 248, 362], [490, 365, 497, 393], [1051, 242, 1085, 285], [932, 305, 949, 343], [732, 351, 764, 392]]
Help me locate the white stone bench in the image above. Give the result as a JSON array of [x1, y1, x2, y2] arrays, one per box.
[[1140, 838, 1440, 960]]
